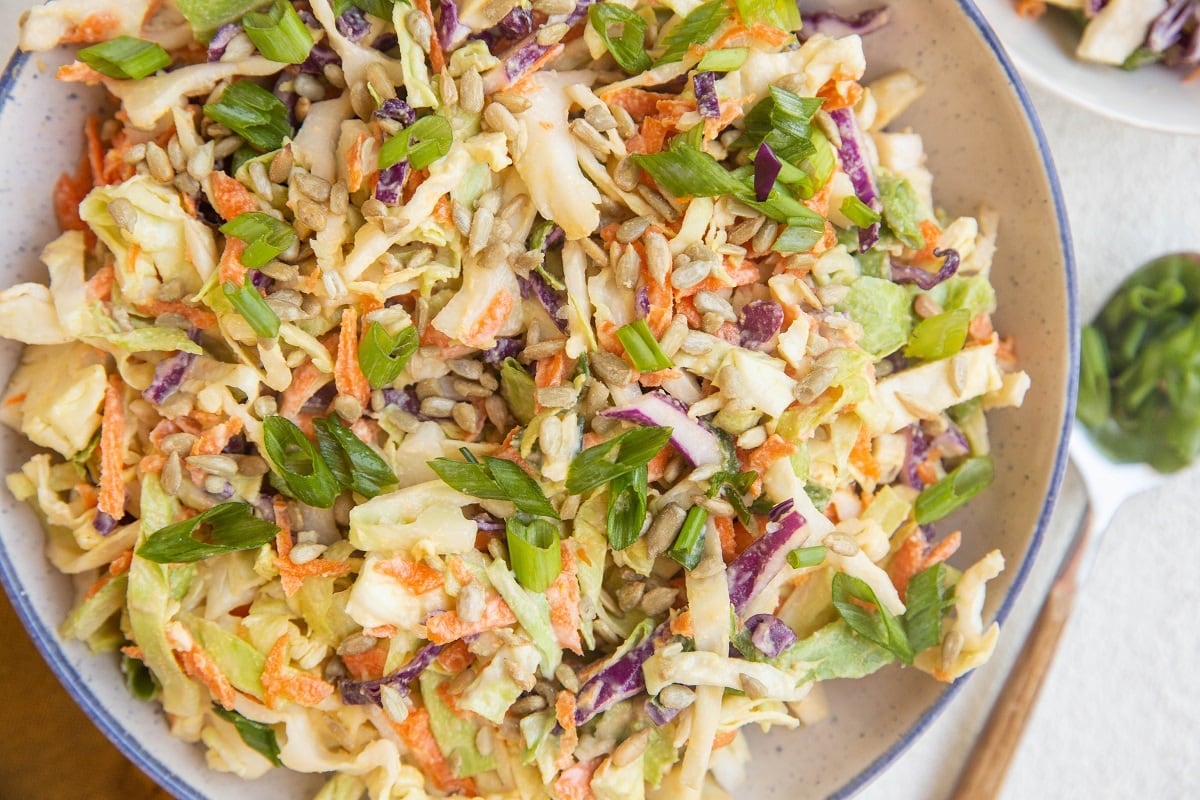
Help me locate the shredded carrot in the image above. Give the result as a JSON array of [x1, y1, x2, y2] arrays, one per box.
[[922, 531, 962, 570], [83, 572, 114, 601], [56, 61, 107, 84], [341, 643, 388, 681], [552, 758, 598, 800], [84, 116, 105, 189], [209, 171, 258, 221], [425, 595, 518, 644], [53, 155, 91, 232], [645, 446, 673, 483], [376, 556, 445, 594], [278, 556, 353, 597], [536, 350, 568, 389], [364, 624, 398, 639], [546, 543, 583, 656], [1015, 0, 1046, 17], [887, 530, 926, 598], [818, 79, 863, 111], [190, 417, 244, 457], [446, 556, 475, 587], [166, 622, 237, 710], [555, 691, 579, 770], [670, 609, 693, 637], [458, 292, 515, 350], [436, 640, 473, 673], [85, 264, 115, 302], [744, 434, 796, 477], [715, 516, 736, 562], [969, 313, 995, 342], [121, 645, 144, 661], [279, 359, 332, 419], [848, 427, 880, 483], [60, 11, 121, 43], [412, 0, 444, 73], [335, 308, 371, 408], [138, 453, 166, 473], [345, 132, 370, 193], [996, 336, 1017, 366], [218, 237, 248, 286], [713, 728, 739, 750], [261, 635, 335, 709], [626, 114, 675, 155], [98, 375, 126, 519], [601, 88, 673, 121], [134, 300, 218, 329], [392, 707, 476, 794]]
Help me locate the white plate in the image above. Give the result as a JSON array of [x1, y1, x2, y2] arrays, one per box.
[[976, 0, 1200, 134], [0, 1, 1077, 797]]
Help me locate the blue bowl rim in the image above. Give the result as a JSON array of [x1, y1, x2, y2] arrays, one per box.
[[0, 0, 1079, 796]]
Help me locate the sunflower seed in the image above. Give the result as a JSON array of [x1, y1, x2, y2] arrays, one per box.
[[537, 386, 577, 408], [751, 218, 780, 254], [438, 71, 458, 107], [569, 118, 610, 155], [505, 660, 537, 692], [941, 630, 965, 670], [161, 452, 183, 495], [616, 216, 650, 244], [589, 350, 634, 385], [294, 72, 327, 102], [186, 454, 239, 477], [670, 260, 711, 290], [584, 103, 617, 133], [296, 200, 328, 232], [616, 581, 645, 612], [453, 402, 479, 431], [323, 63, 346, 88], [166, 136, 186, 172], [381, 685, 410, 724], [237, 455, 270, 477], [160, 433, 197, 456], [509, 693, 546, 716], [484, 394, 510, 430], [484, 102, 521, 140], [252, 396, 278, 418], [329, 182, 349, 215], [187, 143, 215, 182], [611, 728, 651, 767], [295, 172, 331, 202], [213, 135, 245, 159], [694, 291, 737, 322], [107, 198, 137, 233], [637, 184, 679, 221], [537, 21, 570, 44], [492, 92, 532, 112], [420, 397, 456, 417], [289, 543, 327, 565], [332, 394, 363, 423], [248, 160, 272, 197], [613, 156, 641, 192], [458, 68, 484, 114], [700, 496, 736, 518], [913, 293, 944, 319], [658, 683, 695, 709], [145, 142, 174, 183], [203, 475, 230, 495], [521, 338, 566, 361], [406, 9, 433, 52], [645, 504, 687, 558], [657, 315, 689, 359], [535, 0, 575, 11], [580, 235, 608, 265], [615, 244, 641, 289], [123, 143, 147, 165], [469, 207, 494, 254], [823, 532, 860, 557], [610, 103, 637, 138], [736, 425, 768, 450], [741, 675, 769, 700], [448, 358, 484, 380]]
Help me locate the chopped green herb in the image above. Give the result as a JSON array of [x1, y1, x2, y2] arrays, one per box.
[[656, 0, 732, 65], [313, 416, 397, 498], [565, 426, 673, 494], [203, 81, 293, 153], [786, 545, 827, 569], [242, 0, 314, 64], [262, 416, 340, 508], [379, 115, 453, 170], [429, 450, 559, 518], [841, 196, 882, 228], [616, 319, 673, 372], [78, 37, 171, 80], [905, 308, 970, 361], [589, 4, 652, 74], [697, 47, 749, 72], [506, 516, 562, 592], [668, 506, 709, 569], [606, 464, 648, 550], [499, 357, 536, 425], [914, 456, 994, 524], [137, 502, 280, 564], [357, 322, 419, 389], [212, 706, 283, 766], [222, 281, 280, 339], [831, 572, 913, 663]]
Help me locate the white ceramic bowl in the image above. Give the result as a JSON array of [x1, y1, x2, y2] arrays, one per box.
[[0, 1, 1077, 797], [976, 0, 1200, 135]]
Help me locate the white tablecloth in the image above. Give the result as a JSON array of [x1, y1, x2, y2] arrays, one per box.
[[1, 6, 1197, 798]]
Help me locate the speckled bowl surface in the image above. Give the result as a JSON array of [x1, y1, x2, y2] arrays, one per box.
[[0, 1, 1075, 797], [976, 0, 1200, 135]]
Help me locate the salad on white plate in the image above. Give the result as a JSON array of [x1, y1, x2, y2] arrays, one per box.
[[1, 0, 1027, 797]]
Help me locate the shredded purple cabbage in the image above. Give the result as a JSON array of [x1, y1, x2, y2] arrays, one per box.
[[574, 623, 671, 725], [303, 382, 338, 414], [521, 272, 569, 332], [143, 352, 195, 405], [207, 23, 241, 62], [222, 432, 248, 455], [471, 512, 506, 531], [753, 142, 782, 203], [902, 424, 930, 489], [372, 31, 399, 51], [726, 510, 808, 615], [931, 428, 970, 459], [299, 44, 340, 74], [635, 285, 651, 318], [746, 614, 798, 658], [739, 299, 784, 350], [800, 7, 890, 38], [93, 511, 119, 535], [437, 0, 470, 52], [890, 248, 960, 290], [768, 498, 794, 521], [602, 392, 726, 467], [499, 6, 535, 37], [336, 5, 372, 41], [375, 97, 417, 126], [482, 337, 524, 365], [253, 494, 278, 523], [273, 68, 300, 123], [1148, 0, 1198, 52], [249, 269, 273, 293], [693, 71, 720, 119], [829, 107, 882, 252], [644, 696, 682, 725], [504, 40, 553, 81], [340, 642, 444, 705], [381, 386, 423, 416], [375, 160, 409, 205]]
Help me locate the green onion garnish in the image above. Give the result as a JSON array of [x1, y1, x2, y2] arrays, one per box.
[[634, 132, 745, 200], [223, 281, 280, 339], [357, 322, 419, 389], [771, 216, 826, 253], [733, 0, 800, 36], [914, 456, 994, 524], [786, 545, 827, 569], [655, 0, 731, 65], [616, 319, 673, 373], [212, 706, 283, 766], [589, 3, 652, 74], [505, 517, 562, 592], [905, 309, 970, 361], [697, 47, 749, 72], [203, 81, 293, 153], [379, 115, 454, 170], [840, 196, 882, 228], [242, 0, 314, 64], [429, 450, 560, 518], [606, 463, 648, 550], [136, 502, 280, 563], [902, 563, 949, 654], [499, 357, 536, 425], [351, 0, 397, 18], [313, 416, 398, 498], [739, 87, 823, 151], [262, 416, 340, 508], [77, 36, 171, 80], [832, 572, 914, 663], [220, 211, 296, 269], [565, 425, 673, 495], [668, 506, 709, 569]]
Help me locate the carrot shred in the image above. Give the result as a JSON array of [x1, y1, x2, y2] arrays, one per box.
[[645, 446, 673, 483], [190, 417, 244, 457], [279, 358, 332, 419], [849, 427, 880, 482], [1015, 0, 1046, 17], [335, 308, 371, 408], [134, 300, 218, 329], [121, 645, 144, 661], [546, 543, 583, 656], [715, 517, 736, 562], [60, 11, 121, 43], [458, 292, 515, 350], [138, 453, 166, 473], [552, 758, 598, 800], [53, 155, 91, 231], [425, 595, 518, 644], [536, 350, 568, 389], [436, 640, 473, 673], [218, 237, 248, 286], [508, 43, 564, 92], [261, 635, 335, 709], [744, 434, 796, 476], [392, 707, 476, 795], [555, 690, 579, 770], [341, 643, 388, 681], [209, 171, 258, 221], [166, 622, 237, 710], [98, 375, 126, 519], [922, 531, 962, 570], [412, 0, 444, 73], [887, 530, 927, 598], [376, 556, 445, 594]]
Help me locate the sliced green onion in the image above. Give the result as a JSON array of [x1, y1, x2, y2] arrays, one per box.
[[212, 706, 282, 766], [77, 36, 171, 80], [429, 450, 559, 518], [668, 506, 709, 569], [655, 0, 731, 65], [739, 86, 822, 150], [634, 133, 744, 199], [786, 545, 827, 569], [351, 0, 397, 17], [606, 464, 648, 550], [616, 320, 673, 372], [902, 563, 949, 654], [242, 0, 314, 64], [121, 650, 157, 701], [733, 0, 800, 34], [379, 116, 454, 170], [220, 211, 297, 269], [499, 357, 536, 425], [589, 3, 652, 74], [565, 425, 673, 495], [841, 196, 882, 228], [137, 502, 280, 563], [831, 572, 914, 663], [506, 517, 562, 592], [914, 456, 994, 524], [771, 216, 826, 254], [358, 322, 419, 389], [203, 81, 293, 152], [697, 47, 749, 72], [1076, 325, 1111, 429], [223, 281, 280, 339], [905, 309, 970, 361], [262, 416, 340, 508], [313, 416, 397, 498]]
